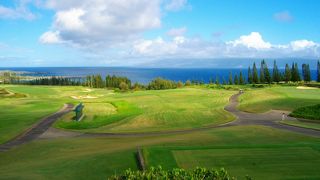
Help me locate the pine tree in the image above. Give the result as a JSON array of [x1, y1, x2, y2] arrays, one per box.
[[252, 62, 259, 84], [293, 63, 300, 82], [284, 64, 291, 83], [317, 60, 320, 82], [248, 66, 253, 84], [302, 64, 311, 82], [234, 74, 239, 85], [215, 76, 220, 85], [264, 61, 271, 84], [272, 60, 280, 83], [239, 71, 245, 85], [228, 72, 233, 85], [260, 60, 265, 83]]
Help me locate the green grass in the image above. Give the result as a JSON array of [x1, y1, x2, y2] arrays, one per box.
[[290, 104, 320, 120], [281, 119, 320, 131], [0, 85, 235, 143], [239, 86, 320, 113], [1, 126, 319, 179]]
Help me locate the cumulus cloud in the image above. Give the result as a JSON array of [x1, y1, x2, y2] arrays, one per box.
[[274, 11, 293, 22], [227, 32, 272, 49], [39, 31, 62, 44], [131, 32, 320, 60], [41, 0, 162, 48], [290, 40, 318, 51]]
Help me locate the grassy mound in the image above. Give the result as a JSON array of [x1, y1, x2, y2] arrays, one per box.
[[54, 101, 142, 129], [0, 88, 26, 98], [290, 104, 320, 120]]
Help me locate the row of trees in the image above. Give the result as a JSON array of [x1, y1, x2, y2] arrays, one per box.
[[85, 75, 132, 89], [27, 77, 82, 86], [245, 60, 319, 84]]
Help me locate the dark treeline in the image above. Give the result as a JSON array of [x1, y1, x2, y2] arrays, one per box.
[[2, 60, 320, 89], [27, 77, 82, 86]]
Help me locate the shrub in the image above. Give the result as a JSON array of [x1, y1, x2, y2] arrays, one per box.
[[109, 166, 234, 180], [290, 104, 320, 120]]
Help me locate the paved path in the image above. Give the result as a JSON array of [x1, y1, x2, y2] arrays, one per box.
[[0, 104, 74, 152]]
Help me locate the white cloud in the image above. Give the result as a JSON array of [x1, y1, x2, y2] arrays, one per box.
[[290, 40, 318, 51], [41, 0, 162, 47], [165, 0, 188, 11], [130, 32, 320, 60], [274, 11, 293, 22], [167, 27, 187, 37], [0, 0, 36, 20], [39, 31, 62, 44], [227, 32, 272, 50]]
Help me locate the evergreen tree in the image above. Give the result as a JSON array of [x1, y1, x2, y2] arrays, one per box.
[[234, 74, 239, 85], [272, 60, 280, 83], [264, 61, 271, 84], [317, 60, 320, 82], [222, 77, 227, 85], [291, 63, 300, 82], [239, 71, 245, 85], [260, 60, 265, 83], [228, 72, 233, 85], [248, 66, 253, 84], [302, 64, 311, 82], [215, 76, 220, 85], [252, 62, 259, 84], [284, 64, 291, 83]]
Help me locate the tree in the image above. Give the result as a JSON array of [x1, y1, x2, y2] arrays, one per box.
[[247, 66, 253, 84], [291, 63, 300, 82], [185, 80, 191, 86], [302, 64, 311, 82], [263, 61, 271, 84], [228, 72, 233, 85], [260, 60, 265, 83], [215, 76, 220, 85], [177, 81, 183, 88], [119, 82, 128, 91], [252, 62, 259, 84], [284, 63, 291, 83], [317, 60, 320, 82], [222, 77, 227, 85], [234, 74, 239, 85], [272, 60, 280, 83], [239, 71, 245, 85]]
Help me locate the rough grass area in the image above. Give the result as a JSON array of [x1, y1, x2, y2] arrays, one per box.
[[0, 88, 26, 98], [239, 86, 320, 113], [1, 126, 319, 179], [281, 120, 320, 130], [290, 104, 320, 120]]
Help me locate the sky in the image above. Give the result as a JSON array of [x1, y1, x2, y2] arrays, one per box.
[[0, 0, 319, 67]]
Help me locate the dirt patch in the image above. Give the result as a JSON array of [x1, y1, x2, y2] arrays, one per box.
[[82, 88, 93, 92], [297, 86, 318, 90]]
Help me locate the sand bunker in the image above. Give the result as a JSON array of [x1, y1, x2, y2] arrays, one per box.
[[297, 86, 318, 90], [71, 95, 98, 99], [82, 88, 93, 92]]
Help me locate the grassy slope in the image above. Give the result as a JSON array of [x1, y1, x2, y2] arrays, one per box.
[[239, 86, 320, 113], [0, 85, 235, 143], [55, 88, 236, 133], [1, 126, 319, 179], [281, 120, 320, 131]]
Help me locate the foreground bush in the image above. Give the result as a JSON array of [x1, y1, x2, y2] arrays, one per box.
[[109, 166, 235, 180], [290, 104, 320, 120]]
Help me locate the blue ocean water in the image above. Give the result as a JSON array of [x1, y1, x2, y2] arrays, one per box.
[[0, 67, 317, 84]]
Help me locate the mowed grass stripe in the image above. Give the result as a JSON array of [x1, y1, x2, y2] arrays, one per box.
[[173, 147, 320, 179]]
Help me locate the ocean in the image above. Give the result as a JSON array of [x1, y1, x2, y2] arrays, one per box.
[[0, 67, 318, 84]]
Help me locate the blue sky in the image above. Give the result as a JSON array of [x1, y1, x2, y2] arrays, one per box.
[[0, 0, 319, 67]]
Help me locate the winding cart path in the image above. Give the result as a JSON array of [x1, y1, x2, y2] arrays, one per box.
[[0, 104, 74, 152], [1, 92, 319, 152]]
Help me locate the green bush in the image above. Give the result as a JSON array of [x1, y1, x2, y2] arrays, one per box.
[[290, 104, 320, 120], [109, 166, 235, 180]]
